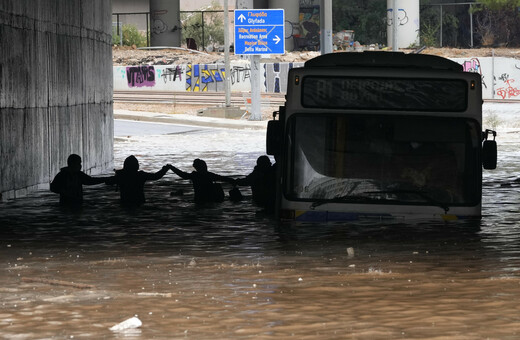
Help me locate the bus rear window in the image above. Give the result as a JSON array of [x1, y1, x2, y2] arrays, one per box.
[[302, 77, 468, 111]]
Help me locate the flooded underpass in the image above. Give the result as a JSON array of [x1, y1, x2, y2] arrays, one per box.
[[2, 103, 520, 339]]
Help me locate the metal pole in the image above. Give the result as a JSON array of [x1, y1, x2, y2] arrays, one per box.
[[146, 13, 150, 47], [202, 11, 205, 51], [224, 0, 231, 107], [392, 0, 398, 51], [492, 49, 495, 99], [469, 4, 473, 48], [440, 5, 443, 47], [117, 14, 122, 46]]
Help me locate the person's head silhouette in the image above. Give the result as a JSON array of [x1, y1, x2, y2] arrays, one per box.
[[256, 155, 272, 170], [193, 158, 207, 173], [123, 155, 139, 172], [67, 154, 82, 172]]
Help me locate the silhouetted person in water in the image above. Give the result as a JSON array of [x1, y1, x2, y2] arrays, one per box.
[[105, 155, 170, 207], [236, 155, 274, 208], [50, 154, 108, 206], [169, 158, 235, 204]]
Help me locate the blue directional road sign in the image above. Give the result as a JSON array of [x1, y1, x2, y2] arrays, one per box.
[[234, 9, 285, 55]]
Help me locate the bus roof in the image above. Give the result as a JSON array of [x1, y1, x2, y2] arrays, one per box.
[[304, 51, 463, 72]]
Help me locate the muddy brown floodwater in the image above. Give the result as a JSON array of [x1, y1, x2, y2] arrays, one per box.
[[2, 103, 520, 339]]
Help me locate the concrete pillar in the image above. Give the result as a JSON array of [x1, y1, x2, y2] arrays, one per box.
[[269, 0, 299, 51], [387, 0, 420, 49], [320, 0, 333, 54], [150, 0, 181, 47], [236, 0, 254, 9], [0, 0, 113, 200]]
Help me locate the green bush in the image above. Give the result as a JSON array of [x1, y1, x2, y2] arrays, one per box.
[[112, 24, 147, 47]]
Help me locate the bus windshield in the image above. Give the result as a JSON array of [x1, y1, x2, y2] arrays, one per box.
[[285, 114, 481, 206]]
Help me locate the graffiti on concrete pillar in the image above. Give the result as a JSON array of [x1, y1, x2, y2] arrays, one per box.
[[126, 66, 156, 87]]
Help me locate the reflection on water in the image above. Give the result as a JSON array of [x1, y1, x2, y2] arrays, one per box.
[[2, 114, 520, 339]]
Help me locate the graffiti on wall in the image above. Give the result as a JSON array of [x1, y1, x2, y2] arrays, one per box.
[[157, 65, 183, 83], [462, 58, 481, 74], [461, 57, 488, 89], [185, 64, 251, 92], [126, 66, 156, 87], [264, 62, 303, 93], [115, 57, 520, 100], [295, 6, 320, 51], [496, 73, 520, 99], [186, 64, 224, 92]]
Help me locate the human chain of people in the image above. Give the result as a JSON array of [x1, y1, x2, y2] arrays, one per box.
[[50, 154, 276, 212]]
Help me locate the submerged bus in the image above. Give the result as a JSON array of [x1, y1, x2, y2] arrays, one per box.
[[266, 52, 497, 222]]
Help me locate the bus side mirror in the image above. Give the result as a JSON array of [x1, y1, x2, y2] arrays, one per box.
[[267, 120, 282, 156], [482, 129, 497, 170]]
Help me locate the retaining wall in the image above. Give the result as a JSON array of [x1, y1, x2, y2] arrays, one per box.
[[114, 56, 520, 100], [0, 0, 113, 200]]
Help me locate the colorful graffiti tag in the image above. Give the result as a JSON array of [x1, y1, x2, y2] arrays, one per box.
[[186, 64, 224, 92], [496, 73, 520, 100], [126, 66, 155, 87], [185, 64, 251, 92], [460, 57, 490, 89]]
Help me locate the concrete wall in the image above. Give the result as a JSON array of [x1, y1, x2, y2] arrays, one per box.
[[452, 57, 520, 100], [113, 56, 520, 100], [0, 0, 114, 200], [114, 62, 305, 93]]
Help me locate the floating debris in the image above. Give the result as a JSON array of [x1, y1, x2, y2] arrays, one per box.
[[109, 316, 142, 332]]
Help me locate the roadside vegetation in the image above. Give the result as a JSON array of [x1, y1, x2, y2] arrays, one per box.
[[331, 0, 520, 48]]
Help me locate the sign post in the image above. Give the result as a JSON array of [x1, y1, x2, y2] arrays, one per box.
[[234, 9, 284, 120]]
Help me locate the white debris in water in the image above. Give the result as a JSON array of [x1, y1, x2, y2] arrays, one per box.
[[346, 247, 355, 257], [109, 316, 142, 331]]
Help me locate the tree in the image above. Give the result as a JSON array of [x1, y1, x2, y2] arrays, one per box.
[[181, 1, 224, 51], [112, 24, 148, 47], [420, 1, 460, 47], [473, 0, 520, 46], [331, 0, 387, 45]]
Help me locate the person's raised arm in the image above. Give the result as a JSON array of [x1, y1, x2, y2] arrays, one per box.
[[169, 165, 192, 180], [144, 164, 170, 181], [80, 172, 111, 186], [209, 172, 236, 185]]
